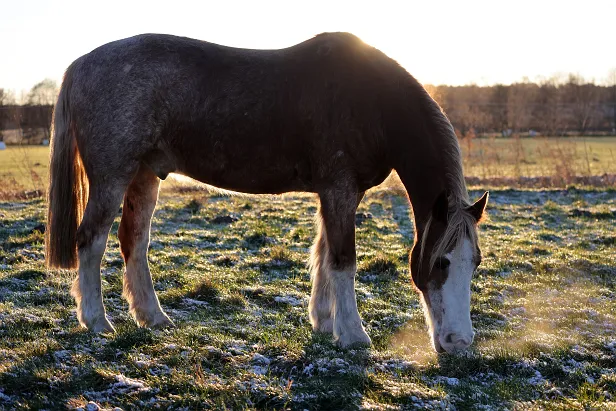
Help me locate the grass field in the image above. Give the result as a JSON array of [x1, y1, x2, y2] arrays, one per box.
[[0, 182, 614, 409], [0, 145, 48, 194], [461, 137, 616, 180], [1, 137, 616, 194]]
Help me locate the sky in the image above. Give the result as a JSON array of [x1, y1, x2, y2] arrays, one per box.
[[1, 0, 615, 100]]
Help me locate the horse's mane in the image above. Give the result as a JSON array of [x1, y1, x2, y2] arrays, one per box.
[[416, 89, 477, 271]]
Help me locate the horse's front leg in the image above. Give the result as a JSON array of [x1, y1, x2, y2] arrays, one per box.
[[315, 186, 370, 347], [119, 165, 173, 328]]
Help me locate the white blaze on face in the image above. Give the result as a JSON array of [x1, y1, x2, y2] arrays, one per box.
[[424, 237, 476, 353]]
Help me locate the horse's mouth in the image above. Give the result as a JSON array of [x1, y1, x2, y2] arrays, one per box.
[[434, 337, 446, 353]]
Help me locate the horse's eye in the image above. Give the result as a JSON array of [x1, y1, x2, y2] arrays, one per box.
[[435, 257, 450, 270]]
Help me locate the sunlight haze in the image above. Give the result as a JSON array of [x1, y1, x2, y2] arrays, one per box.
[[1, 0, 615, 99]]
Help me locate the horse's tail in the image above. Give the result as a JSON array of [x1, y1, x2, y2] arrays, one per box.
[[45, 62, 89, 269]]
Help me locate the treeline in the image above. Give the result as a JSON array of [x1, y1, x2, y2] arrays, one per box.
[[426, 74, 616, 137], [0, 80, 56, 143], [1, 75, 616, 144], [0, 105, 53, 139]]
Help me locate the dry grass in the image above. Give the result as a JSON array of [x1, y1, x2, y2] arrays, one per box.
[[460, 136, 616, 184], [0, 145, 48, 200], [1, 137, 615, 200]]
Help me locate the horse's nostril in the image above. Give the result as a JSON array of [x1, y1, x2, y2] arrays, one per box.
[[444, 333, 472, 347]]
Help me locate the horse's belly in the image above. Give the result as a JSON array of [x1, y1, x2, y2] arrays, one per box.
[[177, 157, 314, 195]]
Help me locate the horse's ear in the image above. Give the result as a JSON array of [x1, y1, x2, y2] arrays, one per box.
[[432, 190, 449, 222], [466, 191, 489, 222]]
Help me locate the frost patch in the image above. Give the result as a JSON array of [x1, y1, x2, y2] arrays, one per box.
[[252, 353, 271, 365], [53, 350, 72, 362], [301, 357, 363, 376], [183, 298, 210, 307], [0, 390, 12, 403], [85, 401, 100, 411], [274, 295, 304, 306], [433, 376, 460, 386], [373, 358, 417, 374], [226, 341, 248, 355], [252, 365, 268, 375], [112, 374, 149, 391], [84, 374, 150, 402]]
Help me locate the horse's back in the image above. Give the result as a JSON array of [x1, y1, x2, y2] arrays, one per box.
[[65, 33, 398, 194]]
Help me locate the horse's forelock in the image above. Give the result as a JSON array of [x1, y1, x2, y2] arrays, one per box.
[[418, 197, 479, 281]]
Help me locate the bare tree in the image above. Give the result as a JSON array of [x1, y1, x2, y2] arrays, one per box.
[[0, 89, 16, 138], [507, 79, 538, 134], [418, 77, 612, 136], [26, 79, 58, 141], [534, 75, 567, 136], [489, 84, 508, 133], [607, 68, 616, 134], [563, 74, 599, 135], [27, 79, 58, 106], [0, 88, 16, 106], [439, 85, 491, 138]]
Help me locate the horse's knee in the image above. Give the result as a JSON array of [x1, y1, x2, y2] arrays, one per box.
[[328, 251, 355, 272], [76, 224, 95, 252]]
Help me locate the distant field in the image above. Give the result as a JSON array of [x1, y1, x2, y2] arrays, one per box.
[[461, 137, 616, 179], [0, 137, 615, 194], [0, 145, 49, 193]]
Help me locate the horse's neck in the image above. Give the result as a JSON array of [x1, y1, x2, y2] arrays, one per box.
[[388, 82, 467, 229], [394, 125, 465, 230], [397, 163, 448, 230]]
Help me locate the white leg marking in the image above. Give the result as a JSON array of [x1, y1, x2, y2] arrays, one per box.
[[72, 234, 115, 333], [122, 217, 172, 328], [308, 264, 334, 333], [124, 251, 173, 329], [331, 267, 371, 347], [308, 233, 333, 333]]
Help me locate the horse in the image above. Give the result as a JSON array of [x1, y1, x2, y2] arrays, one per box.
[[45, 32, 488, 353]]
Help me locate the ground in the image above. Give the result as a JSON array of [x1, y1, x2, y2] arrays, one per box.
[[0, 178, 614, 410]]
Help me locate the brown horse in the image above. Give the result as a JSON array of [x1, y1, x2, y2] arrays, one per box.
[[45, 32, 488, 353]]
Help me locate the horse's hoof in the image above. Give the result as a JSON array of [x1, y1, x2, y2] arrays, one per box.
[[89, 317, 116, 334], [149, 314, 175, 329], [335, 327, 372, 348], [131, 306, 175, 329]]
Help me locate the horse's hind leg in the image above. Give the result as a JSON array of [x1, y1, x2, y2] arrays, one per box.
[[308, 215, 334, 333], [73, 176, 134, 333], [312, 188, 370, 347], [309, 192, 364, 334], [118, 164, 173, 328]]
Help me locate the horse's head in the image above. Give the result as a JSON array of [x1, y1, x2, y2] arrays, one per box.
[[410, 191, 488, 353]]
